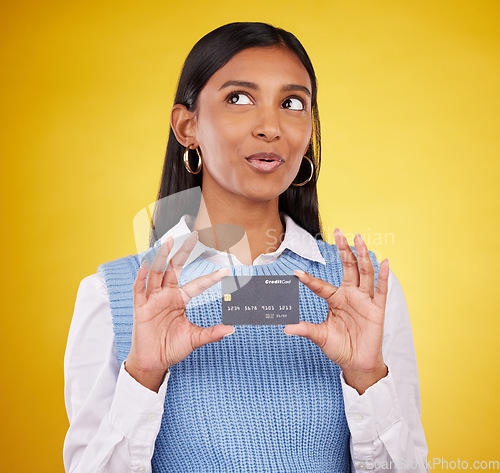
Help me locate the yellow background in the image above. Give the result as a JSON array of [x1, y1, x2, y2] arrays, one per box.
[[1, 0, 499, 471]]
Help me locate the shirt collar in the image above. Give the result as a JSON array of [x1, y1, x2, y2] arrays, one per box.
[[280, 214, 326, 265], [150, 214, 326, 267]]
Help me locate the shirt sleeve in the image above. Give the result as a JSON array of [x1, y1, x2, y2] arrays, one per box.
[[63, 273, 170, 473], [341, 268, 429, 472]]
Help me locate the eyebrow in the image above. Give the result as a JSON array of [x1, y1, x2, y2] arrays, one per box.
[[218, 80, 311, 97]]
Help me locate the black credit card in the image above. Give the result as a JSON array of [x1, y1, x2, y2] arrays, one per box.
[[221, 275, 299, 325]]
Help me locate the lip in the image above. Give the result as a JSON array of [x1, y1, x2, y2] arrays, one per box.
[[244, 153, 285, 173]]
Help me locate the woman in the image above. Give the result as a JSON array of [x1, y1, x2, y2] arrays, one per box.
[[64, 22, 428, 472]]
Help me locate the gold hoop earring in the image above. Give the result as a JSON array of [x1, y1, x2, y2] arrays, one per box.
[[183, 145, 202, 175], [292, 155, 314, 187]]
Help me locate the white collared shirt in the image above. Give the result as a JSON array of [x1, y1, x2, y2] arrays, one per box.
[[151, 214, 326, 267], [63, 215, 428, 473]]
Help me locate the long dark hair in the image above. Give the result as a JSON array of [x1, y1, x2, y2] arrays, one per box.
[[150, 22, 323, 246]]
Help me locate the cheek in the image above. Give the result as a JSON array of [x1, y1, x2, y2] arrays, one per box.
[[198, 113, 247, 163], [290, 120, 313, 157]]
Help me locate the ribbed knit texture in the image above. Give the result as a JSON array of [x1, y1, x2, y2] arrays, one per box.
[[98, 240, 379, 472]]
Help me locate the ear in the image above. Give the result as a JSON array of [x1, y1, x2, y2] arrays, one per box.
[[304, 135, 313, 156], [170, 104, 198, 148]]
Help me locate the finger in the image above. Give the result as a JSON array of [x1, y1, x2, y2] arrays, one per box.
[[146, 236, 174, 297], [294, 269, 338, 305], [133, 259, 149, 308], [354, 233, 375, 298], [373, 259, 390, 310], [334, 228, 360, 287], [283, 321, 327, 348], [191, 323, 236, 350], [162, 232, 199, 289], [180, 268, 230, 306]]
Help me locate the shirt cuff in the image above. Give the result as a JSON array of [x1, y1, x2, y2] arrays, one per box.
[[341, 366, 403, 444], [109, 361, 170, 445]]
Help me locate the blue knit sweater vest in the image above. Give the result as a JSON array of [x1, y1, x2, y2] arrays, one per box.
[[98, 240, 379, 472]]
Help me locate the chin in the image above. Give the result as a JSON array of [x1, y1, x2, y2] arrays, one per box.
[[237, 181, 288, 203]]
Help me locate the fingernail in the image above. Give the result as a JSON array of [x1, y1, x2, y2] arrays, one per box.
[[355, 233, 364, 242], [223, 327, 235, 338], [140, 259, 150, 269], [294, 270, 305, 277]]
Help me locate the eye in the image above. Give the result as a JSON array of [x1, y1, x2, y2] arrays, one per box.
[[227, 92, 253, 105], [282, 97, 305, 111]]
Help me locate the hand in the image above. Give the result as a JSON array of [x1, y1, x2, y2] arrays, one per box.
[[284, 228, 390, 394], [125, 232, 234, 392]]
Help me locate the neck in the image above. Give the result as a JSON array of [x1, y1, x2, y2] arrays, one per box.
[[192, 192, 285, 265]]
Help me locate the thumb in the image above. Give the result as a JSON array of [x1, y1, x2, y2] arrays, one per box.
[[191, 324, 236, 350], [284, 321, 327, 348]]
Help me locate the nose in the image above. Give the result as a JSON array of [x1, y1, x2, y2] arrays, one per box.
[[252, 106, 280, 141]]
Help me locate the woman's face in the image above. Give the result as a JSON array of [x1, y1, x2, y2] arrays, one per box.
[[193, 46, 313, 204]]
